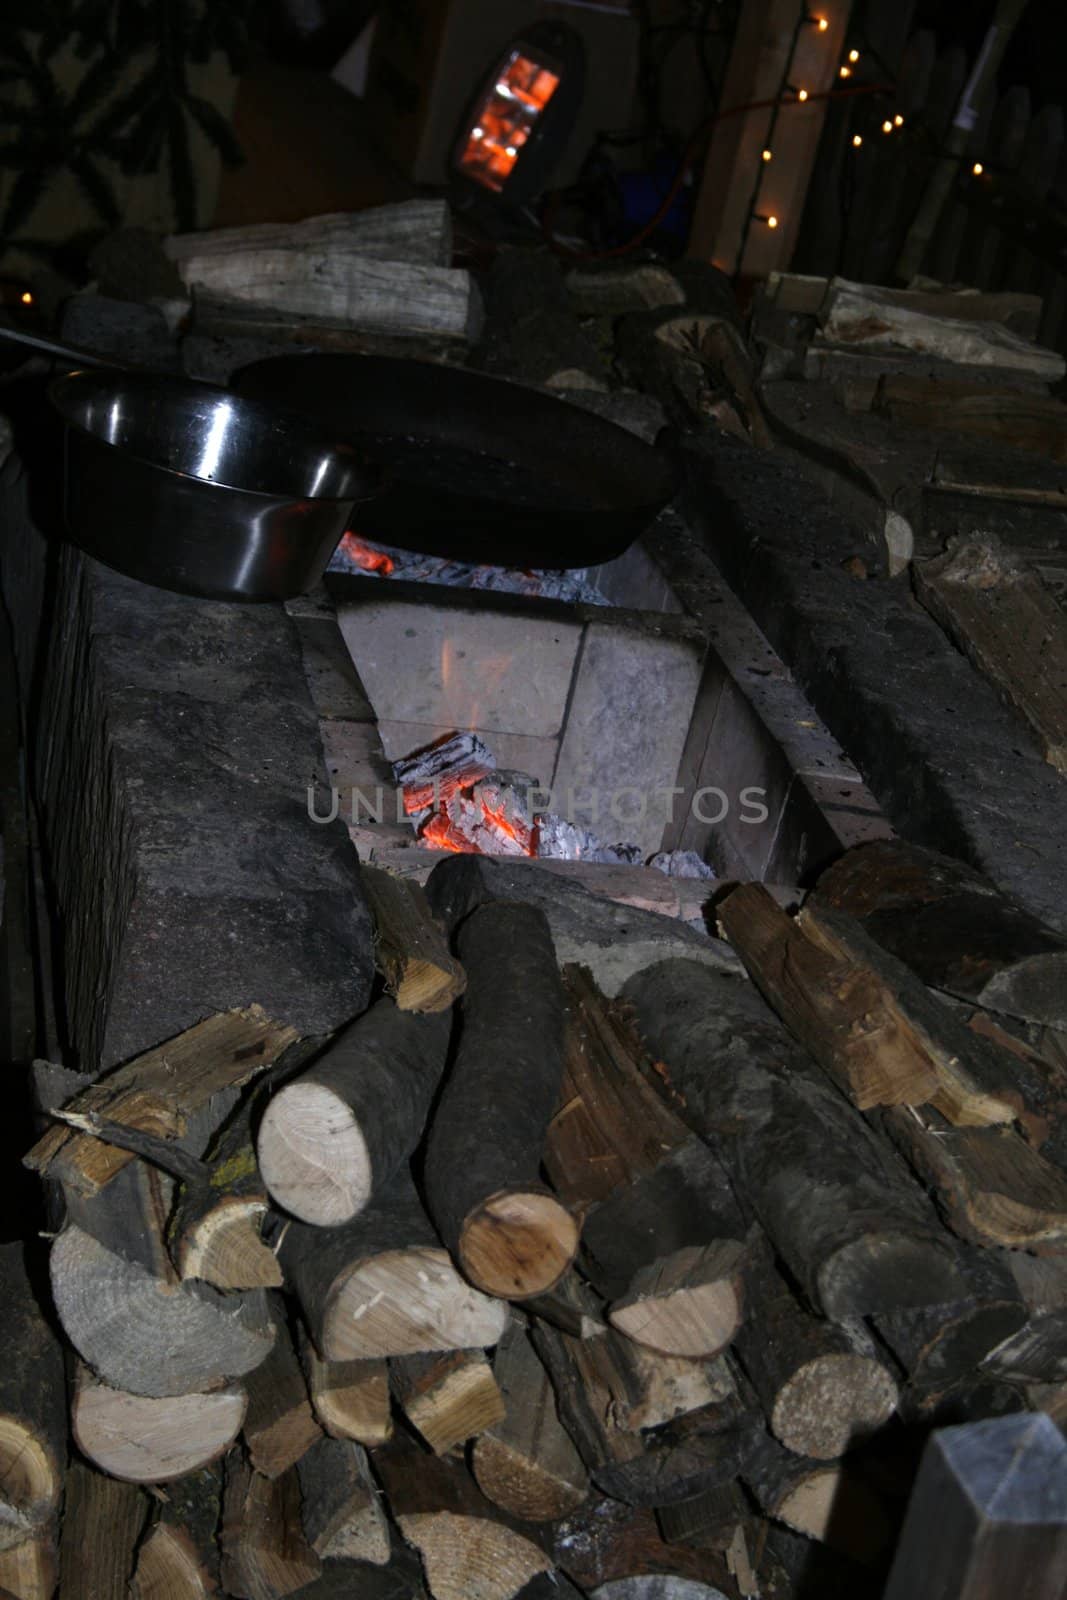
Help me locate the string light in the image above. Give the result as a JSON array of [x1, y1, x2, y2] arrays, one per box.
[[894, 113, 904, 126], [756, 213, 779, 228], [808, 13, 829, 28], [972, 161, 984, 175], [882, 118, 893, 133], [797, 87, 809, 101], [20, 291, 32, 305], [839, 64, 851, 78], [762, 148, 773, 162], [852, 134, 863, 147], [848, 48, 859, 62]]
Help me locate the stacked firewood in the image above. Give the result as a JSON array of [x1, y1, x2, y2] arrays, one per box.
[[4, 838, 1067, 1599]]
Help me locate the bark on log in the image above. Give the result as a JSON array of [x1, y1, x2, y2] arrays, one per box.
[[620, 959, 958, 1319], [298, 1328, 393, 1446], [372, 1434, 553, 1600], [57, 1459, 150, 1598], [297, 1436, 391, 1565], [167, 200, 453, 270], [258, 1000, 452, 1226], [221, 1456, 322, 1600], [288, 1550, 425, 1600], [360, 866, 467, 1012], [391, 1348, 506, 1455], [0, 1243, 65, 1554], [984, 1253, 1067, 1382], [815, 837, 1067, 1031], [51, 1220, 274, 1397], [553, 1495, 735, 1593], [25, 1007, 298, 1193], [130, 1464, 223, 1600], [471, 1323, 589, 1522], [733, 1235, 898, 1460], [718, 884, 1019, 1122], [742, 1435, 892, 1563], [72, 1365, 247, 1482], [276, 1168, 511, 1360], [242, 1297, 322, 1478], [655, 1484, 745, 1550], [423, 903, 578, 1300], [872, 1248, 1027, 1392]]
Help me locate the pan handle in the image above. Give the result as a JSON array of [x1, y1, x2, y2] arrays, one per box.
[[0, 320, 119, 370]]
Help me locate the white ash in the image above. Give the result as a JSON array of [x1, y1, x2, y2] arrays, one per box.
[[648, 850, 716, 879]]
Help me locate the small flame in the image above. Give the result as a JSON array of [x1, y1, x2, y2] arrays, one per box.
[[339, 532, 395, 575]]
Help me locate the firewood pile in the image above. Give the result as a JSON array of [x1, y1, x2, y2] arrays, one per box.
[[5, 835, 1067, 1600]]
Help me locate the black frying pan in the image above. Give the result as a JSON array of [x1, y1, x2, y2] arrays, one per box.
[[232, 354, 679, 569]]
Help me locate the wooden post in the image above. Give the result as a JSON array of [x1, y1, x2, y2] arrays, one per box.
[[883, 1413, 1067, 1600]]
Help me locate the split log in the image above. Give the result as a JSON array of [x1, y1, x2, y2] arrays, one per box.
[[57, 1459, 150, 1598], [717, 883, 1019, 1122], [872, 1247, 1026, 1393], [171, 1093, 283, 1291], [423, 903, 579, 1300], [742, 1435, 892, 1563], [298, 1329, 392, 1446], [221, 1457, 322, 1600], [26, 1006, 298, 1192], [733, 1236, 898, 1460], [297, 1436, 391, 1565], [72, 1365, 247, 1482], [391, 1348, 506, 1456], [471, 1324, 589, 1522], [820, 285, 1065, 380], [0, 1243, 65, 1553], [242, 1297, 321, 1478], [620, 959, 959, 1319], [883, 1413, 1067, 1600], [815, 837, 1067, 1031], [167, 200, 453, 270], [258, 1000, 452, 1226], [545, 966, 746, 1358], [882, 1104, 1067, 1252], [373, 1434, 553, 1600], [984, 1253, 1067, 1382], [130, 1464, 223, 1599], [276, 1167, 511, 1360], [553, 1495, 734, 1592], [0, 1535, 56, 1600], [531, 1303, 758, 1506], [873, 373, 1067, 459], [916, 535, 1067, 776], [360, 866, 467, 1012], [50, 1220, 274, 1396]]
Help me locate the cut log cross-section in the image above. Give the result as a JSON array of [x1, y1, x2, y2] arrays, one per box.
[[0, 1243, 66, 1554], [423, 902, 579, 1300], [172, 1093, 284, 1292], [298, 1331, 393, 1446], [277, 1167, 511, 1360], [297, 1436, 391, 1566], [72, 1365, 247, 1483], [391, 1348, 506, 1456], [130, 1464, 223, 1600], [258, 999, 452, 1226]]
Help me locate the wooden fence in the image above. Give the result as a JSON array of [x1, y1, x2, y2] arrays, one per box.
[[791, 14, 1067, 356]]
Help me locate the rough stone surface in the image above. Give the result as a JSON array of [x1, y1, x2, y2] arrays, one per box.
[[679, 436, 1067, 933], [0, 482, 373, 1072]]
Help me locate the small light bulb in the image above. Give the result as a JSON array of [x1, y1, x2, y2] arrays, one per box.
[[767, 214, 779, 229], [797, 88, 809, 101], [762, 148, 773, 162], [20, 290, 33, 305], [972, 161, 984, 175], [816, 15, 829, 29], [848, 48, 859, 62], [882, 119, 893, 133], [894, 113, 904, 126], [839, 64, 851, 77], [852, 134, 863, 147]]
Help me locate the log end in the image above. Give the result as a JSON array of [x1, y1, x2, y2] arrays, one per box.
[[178, 1198, 283, 1290], [73, 1375, 247, 1483], [258, 1083, 372, 1227], [0, 1419, 60, 1551], [772, 1353, 899, 1460], [324, 1247, 512, 1360], [471, 1435, 590, 1523], [459, 1191, 580, 1301]]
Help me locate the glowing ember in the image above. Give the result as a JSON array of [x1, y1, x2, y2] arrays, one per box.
[[338, 532, 395, 575], [420, 812, 474, 852]]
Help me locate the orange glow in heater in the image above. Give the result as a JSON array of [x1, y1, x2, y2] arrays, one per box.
[[458, 50, 562, 192]]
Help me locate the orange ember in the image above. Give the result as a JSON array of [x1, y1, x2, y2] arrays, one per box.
[[457, 50, 561, 193], [340, 532, 395, 575], [479, 794, 535, 854], [420, 813, 474, 852]]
